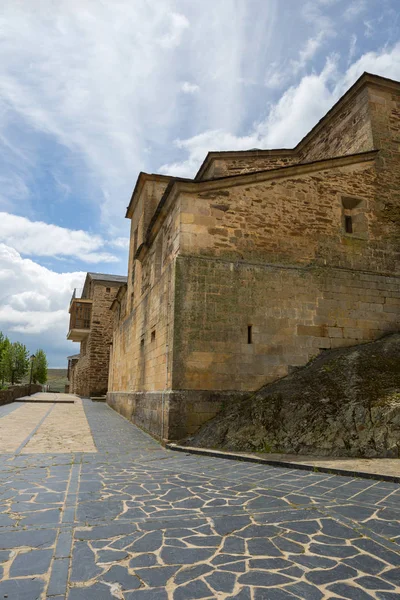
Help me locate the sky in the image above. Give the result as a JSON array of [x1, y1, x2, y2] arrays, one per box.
[[0, 0, 399, 367]]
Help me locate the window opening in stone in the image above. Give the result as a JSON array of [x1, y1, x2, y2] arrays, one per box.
[[106, 287, 110, 293], [151, 330, 156, 343], [247, 325, 253, 344], [140, 337, 144, 349], [345, 215, 353, 234]]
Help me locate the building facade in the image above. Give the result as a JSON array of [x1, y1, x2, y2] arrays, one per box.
[[107, 73, 400, 441], [67, 272, 127, 397]]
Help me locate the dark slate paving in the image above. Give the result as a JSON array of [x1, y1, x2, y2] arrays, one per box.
[[0, 399, 400, 598]]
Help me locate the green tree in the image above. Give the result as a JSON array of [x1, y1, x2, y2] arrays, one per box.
[[32, 349, 48, 384], [2, 342, 29, 385], [0, 333, 10, 386]]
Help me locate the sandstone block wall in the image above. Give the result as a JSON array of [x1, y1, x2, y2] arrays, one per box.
[[70, 281, 122, 397], [0, 384, 42, 406], [173, 256, 400, 392], [108, 75, 400, 442]]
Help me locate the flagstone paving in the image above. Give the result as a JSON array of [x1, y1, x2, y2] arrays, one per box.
[[0, 397, 400, 598]]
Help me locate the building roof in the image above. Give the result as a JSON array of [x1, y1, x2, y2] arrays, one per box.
[[67, 354, 80, 360], [87, 273, 128, 283], [194, 72, 400, 181]]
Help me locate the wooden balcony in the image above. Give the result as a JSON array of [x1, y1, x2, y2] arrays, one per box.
[[67, 299, 92, 341]]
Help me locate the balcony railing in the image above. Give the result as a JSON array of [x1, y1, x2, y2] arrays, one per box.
[[67, 297, 92, 342]]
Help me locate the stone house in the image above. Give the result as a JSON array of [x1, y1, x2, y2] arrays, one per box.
[[67, 272, 127, 397], [107, 72, 400, 441]]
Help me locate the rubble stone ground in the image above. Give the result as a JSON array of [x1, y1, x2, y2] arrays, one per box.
[[0, 396, 400, 599]]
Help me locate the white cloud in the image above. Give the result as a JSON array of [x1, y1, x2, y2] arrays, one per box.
[[0, 212, 118, 263], [160, 43, 400, 178], [181, 82, 200, 94], [0, 1, 280, 228], [109, 237, 130, 249], [344, 0, 367, 21], [158, 13, 190, 48], [0, 243, 84, 336]]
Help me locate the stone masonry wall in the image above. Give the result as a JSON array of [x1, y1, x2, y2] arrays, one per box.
[[297, 85, 374, 162], [179, 159, 399, 274], [71, 282, 121, 397], [173, 255, 400, 392], [109, 195, 181, 395], [0, 384, 42, 406], [200, 153, 297, 180]]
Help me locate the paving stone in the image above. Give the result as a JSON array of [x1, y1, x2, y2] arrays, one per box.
[[0, 528, 56, 549], [0, 578, 45, 600], [10, 548, 53, 576], [205, 570, 236, 593], [344, 553, 388, 574], [327, 583, 376, 599], [239, 571, 293, 586], [274, 536, 306, 553], [2, 399, 400, 600], [306, 564, 358, 585], [292, 554, 338, 569], [247, 538, 283, 556], [174, 579, 214, 599], [222, 536, 246, 554], [355, 576, 395, 591], [212, 515, 251, 535], [253, 588, 297, 599], [47, 557, 69, 596], [381, 567, 400, 586], [285, 581, 324, 600], [70, 541, 103, 582], [249, 558, 294, 570], [161, 546, 215, 564], [68, 582, 115, 599], [135, 566, 179, 587], [352, 539, 400, 566], [125, 589, 168, 599], [97, 549, 129, 562], [308, 542, 359, 557], [102, 565, 141, 589], [174, 563, 214, 584]]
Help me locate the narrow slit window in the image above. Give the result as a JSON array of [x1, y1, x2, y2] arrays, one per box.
[[247, 325, 253, 344], [140, 337, 144, 349], [151, 330, 156, 343], [345, 215, 353, 234]]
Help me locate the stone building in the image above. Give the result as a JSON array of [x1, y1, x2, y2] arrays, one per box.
[[65, 353, 80, 393], [107, 72, 400, 441], [67, 272, 127, 397]]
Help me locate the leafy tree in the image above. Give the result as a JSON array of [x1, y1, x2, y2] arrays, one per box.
[[2, 341, 29, 385], [0, 333, 10, 386], [32, 349, 48, 384]]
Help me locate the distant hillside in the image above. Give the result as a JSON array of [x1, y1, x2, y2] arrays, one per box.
[[47, 369, 68, 392]]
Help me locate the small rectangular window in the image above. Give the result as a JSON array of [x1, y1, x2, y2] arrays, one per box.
[[151, 330, 156, 343], [106, 287, 110, 293], [345, 215, 353, 234], [247, 325, 253, 344], [140, 337, 144, 349]]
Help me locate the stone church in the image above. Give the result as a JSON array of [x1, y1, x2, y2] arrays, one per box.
[[106, 72, 400, 442]]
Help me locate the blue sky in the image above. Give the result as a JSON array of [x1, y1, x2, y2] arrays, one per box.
[[0, 0, 399, 366]]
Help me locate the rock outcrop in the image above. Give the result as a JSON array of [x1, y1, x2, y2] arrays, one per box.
[[187, 334, 400, 458]]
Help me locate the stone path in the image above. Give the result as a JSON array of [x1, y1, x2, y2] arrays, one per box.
[[0, 397, 400, 598]]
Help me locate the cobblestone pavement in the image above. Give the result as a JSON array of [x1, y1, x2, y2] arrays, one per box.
[[0, 399, 400, 599]]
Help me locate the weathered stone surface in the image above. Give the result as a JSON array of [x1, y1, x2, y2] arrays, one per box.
[[188, 334, 400, 458], [107, 74, 400, 443]]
